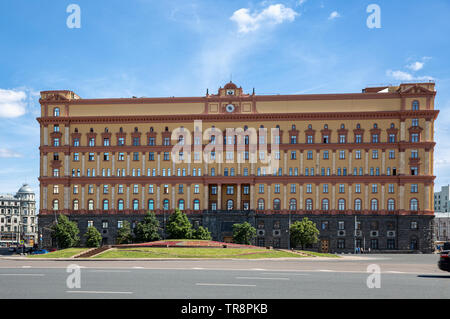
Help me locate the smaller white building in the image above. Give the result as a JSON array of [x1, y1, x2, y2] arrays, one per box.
[[434, 185, 450, 213], [0, 184, 37, 246]]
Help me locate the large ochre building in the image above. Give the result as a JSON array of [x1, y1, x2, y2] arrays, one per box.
[[38, 82, 438, 252]]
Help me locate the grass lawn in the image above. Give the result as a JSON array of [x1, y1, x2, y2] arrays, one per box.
[[297, 251, 339, 258], [94, 247, 305, 259], [27, 248, 90, 258]]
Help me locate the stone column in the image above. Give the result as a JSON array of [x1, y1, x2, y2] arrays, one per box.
[[348, 185, 352, 210], [364, 184, 369, 210], [142, 153, 146, 173], [172, 186, 175, 209], [64, 128, 69, 146], [400, 121, 406, 141], [332, 151, 336, 175], [284, 152, 288, 176], [332, 184, 336, 210], [112, 153, 115, 175], [365, 150, 369, 175], [96, 186, 100, 210], [300, 151, 304, 175], [315, 184, 319, 210], [157, 153, 161, 176], [399, 151, 406, 175], [81, 186, 85, 210], [299, 185, 303, 210], [283, 184, 287, 210], [425, 185, 430, 211], [81, 154, 85, 176], [425, 151, 430, 175], [381, 184, 385, 210], [111, 186, 115, 209], [43, 126, 48, 146], [217, 184, 222, 210], [267, 184, 271, 210], [141, 186, 145, 209], [204, 184, 209, 210], [425, 121, 431, 141], [250, 185, 255, 210], [237, 184, 241, 210], [43, 156, 48, 177], [97, 154, 100, 176], [381, 151, 386, 175], [64, 186, 69, 209], [126, 185, 130, 209], [43, 187, 48, 210], [187, 185, 191, 209], [157, 185, 161, 209], [349, 150, 352, 175], [399, 185, 405, 210], [126, 153, 130, 176], [64, 154, 70, 176]]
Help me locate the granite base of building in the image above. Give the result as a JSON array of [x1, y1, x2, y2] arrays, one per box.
[[38, 212, 434, 253]]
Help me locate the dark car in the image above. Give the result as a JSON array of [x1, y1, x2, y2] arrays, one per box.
[[438, 250, 450, 272]]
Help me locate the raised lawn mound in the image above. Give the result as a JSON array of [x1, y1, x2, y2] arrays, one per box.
[[113, 240, 262, 249]]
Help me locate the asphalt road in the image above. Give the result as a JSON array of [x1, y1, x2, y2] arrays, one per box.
[[0, 254, 448, 299]]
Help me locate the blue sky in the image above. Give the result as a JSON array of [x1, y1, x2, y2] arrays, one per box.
[[0, 0, 450, 202]]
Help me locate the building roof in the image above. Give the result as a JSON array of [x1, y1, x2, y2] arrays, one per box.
[[17, 184, 33, 194]]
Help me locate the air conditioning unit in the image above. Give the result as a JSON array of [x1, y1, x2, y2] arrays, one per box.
[[370, 230, 379, 237], [354, 230, 362, 237], [273, 230, 281, 237], [337, 230, 346, 237], [387, 231, 396, 238], [257, 230, 265, 237]]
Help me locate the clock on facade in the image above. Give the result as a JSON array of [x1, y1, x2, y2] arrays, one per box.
[[226, 89, 235, 96], [226, 104, 235, 113]]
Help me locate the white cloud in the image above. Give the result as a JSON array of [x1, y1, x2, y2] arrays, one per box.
[[328, 11, 340, 20], [0, 148, 22, 158], [230, 4, 298, 33], [407, 61, 424, 72], [298, 0, 307, 5], [0, 89, 27, 118], [386, 70, 434, 82]]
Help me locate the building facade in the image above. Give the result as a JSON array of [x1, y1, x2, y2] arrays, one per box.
[[434, 185, 449, 213], [434, 212, 450, 243], [0, 184, 38, 246], [37, 82, 438, 252]]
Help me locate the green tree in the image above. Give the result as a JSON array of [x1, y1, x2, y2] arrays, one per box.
[[289, 217, 320, 250], [51, 214, 80, 249], [134, 212, 161, 243], [166, 209, 193, 239], [232, 222, 256, 245], [85, 226, 102, 248], [192, 226, 212, 240], [116, 220, 133, 244]]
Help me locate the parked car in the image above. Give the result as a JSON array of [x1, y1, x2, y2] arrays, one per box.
[[31, 249, 49, 255], [438, 250, 450, 272], [8, 247, 16, 252]]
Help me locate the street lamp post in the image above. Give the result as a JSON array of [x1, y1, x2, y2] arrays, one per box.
[[287, 211, 291, 250]]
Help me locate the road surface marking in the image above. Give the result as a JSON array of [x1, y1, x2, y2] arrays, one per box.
[[318, 270, 335, 272], [88, 270, 131, 273], [196, 283, 256, 287], [261, 272, 309, 276], [192, 267, 205, 270], [133, 266, 144, 269], [251, 268, 266, 271], [22, 266, 32, 268], [236, 277, 290, 280], [0, 274, 45, 277], [66, 290, 133, 294]]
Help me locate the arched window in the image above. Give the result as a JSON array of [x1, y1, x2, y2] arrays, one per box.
[[73, 200, 79, 211], [227, 200, 234, 210], [273, 199, 281, 210], [371, 199, 378, 211], [53, 199, 59, 211], [305, 199, 313, 211], [356, 123, 361, 129], [258, 199, 265, 210], [150, 127, 154, 132], [387, 199, 395, 211], [88, 199, 94, 211], [341, 123, 345, 129], [289, 199, 297, 211], [178, 199, 185, 210], [133, 199, 139, 211], [103, 199, 109, 211], [373, 123, 378, 129], [193, 199, 200, 211], [105, 127, 109, 132], [354, 199, 362, 211], [410, 198, 418, 211], [322, 199, 329, 211], [163, 199, 169, 210], [148, 199, 154, 210], [338, 199, 346, 211], [53, 108, 60, 117], [412, 100, 419, 111], [118, 199, 124, 211]]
